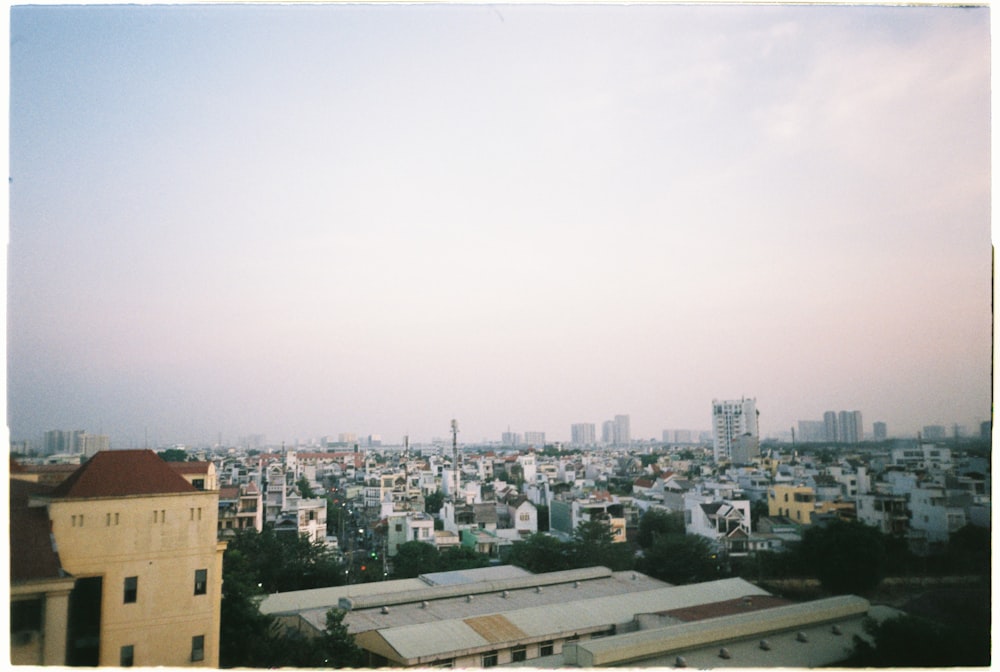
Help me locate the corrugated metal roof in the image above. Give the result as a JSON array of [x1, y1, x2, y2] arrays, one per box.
[[464, 614, 529, 643], [260, 578, 429, 614], [372, 578, 769, 662], [564, 595, 869, 667], [420, 565, 531, 586]]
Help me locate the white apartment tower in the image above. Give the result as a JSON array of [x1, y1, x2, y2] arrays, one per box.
[[712, 398, 759, 463]]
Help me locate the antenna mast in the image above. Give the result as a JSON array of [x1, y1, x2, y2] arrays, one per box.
[[451, 419, 460, 497]]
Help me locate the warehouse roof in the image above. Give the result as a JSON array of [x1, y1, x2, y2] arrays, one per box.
[[351, 577, 769, 666]]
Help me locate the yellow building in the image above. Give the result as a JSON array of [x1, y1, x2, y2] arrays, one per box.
[[10, 450, 225, 667], [768, 484, 817, 525]]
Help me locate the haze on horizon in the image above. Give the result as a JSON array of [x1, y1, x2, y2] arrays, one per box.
[[7, 3, 992, 449]]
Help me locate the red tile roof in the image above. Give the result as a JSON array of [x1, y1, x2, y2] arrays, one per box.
[[10, 479, 64, 582], [49, 450, 196, 499], [167, 461, 212, 474]]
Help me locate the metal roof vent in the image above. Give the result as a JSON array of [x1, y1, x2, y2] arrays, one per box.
[[420, 601, 428, 609], [573, 581, 580, 588], [719, 647, 731, 659], [831, 625, 843, 636], [674, 656, 687, 668], [759, 639, 771, 651], [796, 631, 808, 643], [535, 586, 543, 593], [631, 573, 638, 580], [381, 606, 390, 614], [501, 590, 510, 598], [466, 595, 474, 602]]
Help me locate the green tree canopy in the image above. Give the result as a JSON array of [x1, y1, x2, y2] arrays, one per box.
[[440, 545, 491, 572], [296, 476, 317, 499], [392, 541, 442, 579], [800, 520, 887, 595], [848, 614, 990, 667], [637, 509, 685, 549], [424, 490, 444, 515], [637, 533, 721, 585], [157, 448, 189, 462], [570, 519, 635, 571], [507, 533, 575, 574]]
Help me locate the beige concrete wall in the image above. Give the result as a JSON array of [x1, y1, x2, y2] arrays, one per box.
[[49, 490, 223, 667]]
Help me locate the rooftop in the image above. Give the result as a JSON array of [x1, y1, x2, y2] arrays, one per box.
[[48, 449, 197, 499]]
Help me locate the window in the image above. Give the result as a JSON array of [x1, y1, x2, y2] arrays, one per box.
[[192, 478, 205, 490], [124, 576, 138, 603], [120, 645, 134, 667], [540, 641, 554, 657], [191, 635, 205, 662], [481, 651, 498, 667], [194, 569, 208, 596], [512, 647, 527, 663], [11, 598, 43, 634]]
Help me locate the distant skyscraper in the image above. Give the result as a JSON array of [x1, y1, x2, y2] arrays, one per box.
[[524, 431, 545, 447], [838, 411, 863, 444], [613, 415, 631, 447], [873, 422, 887, 441], [601, 420, 614, 445], [501, 431, 521, 446], [44, 429, 85, 455], [81, 433, 110, 458], [922, 425, 947, 441], [712, 398, 759, 463], [570, 423, 596, 446], [797, 421, 826, 443], [823, 412, 839, 443]]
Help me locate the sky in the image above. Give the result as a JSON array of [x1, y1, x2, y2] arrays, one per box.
[[7, 3, 993, 448]]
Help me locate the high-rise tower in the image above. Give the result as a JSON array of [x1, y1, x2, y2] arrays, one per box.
[[712, 398, 759, 463]]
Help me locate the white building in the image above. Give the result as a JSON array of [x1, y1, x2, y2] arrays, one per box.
[[711, 398, 759, 464]]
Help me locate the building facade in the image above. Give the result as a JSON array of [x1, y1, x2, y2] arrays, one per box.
[[711, 398, 759, 463], [12, 450, 225, 667]]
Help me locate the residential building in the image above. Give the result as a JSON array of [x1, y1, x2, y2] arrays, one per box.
[[571, 423, 596, 447], [796, 421, 826, 443], [217, 482, 263, 538], [11, 450, 225, 667], [550, 497, 627, 542], [768, 484, 816, 525], [855, 493, 910, 536], [838, 411, 863, 444], [712, 398, 759, 464], [523, 432, 546, 447], [872, 422, 887, 441], [823, 411, 839, 443]]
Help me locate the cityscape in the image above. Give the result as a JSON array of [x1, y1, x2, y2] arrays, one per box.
[[7, 2, 991, 670]]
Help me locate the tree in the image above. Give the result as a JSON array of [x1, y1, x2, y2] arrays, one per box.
[[507, 533, 575, 574], [311, 608, 365, 667], [637, 509, 684, 549], [392, 541, 441, 579], [637, 533, 721, 585], [440, 545, 490, 571], [946, 524, 990, 576], [848, 614, 990, 667], [570, 519, 634, 571], [158, 448, 188, 462], [424, 490, 444, 515], [296, 476, 316, 499], [800, 520, 886, 595]]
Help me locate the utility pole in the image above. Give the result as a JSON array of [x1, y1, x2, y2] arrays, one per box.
[[451, 419, 460, 497]]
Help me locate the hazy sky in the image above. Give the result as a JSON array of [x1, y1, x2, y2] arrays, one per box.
[[8, 3, 992, 447]]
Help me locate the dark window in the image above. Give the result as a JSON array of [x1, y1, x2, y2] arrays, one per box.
[[540, 641, 554, 657], [192, 479, 205, 490], [11, 599, 43, 634], [191, 635, 205, 662], [120, 645, 134, 667], [512, 647, 527, 662], [124, 576, 138, 604], [194, 569, 208, 596], [482, 651, 498, 667]]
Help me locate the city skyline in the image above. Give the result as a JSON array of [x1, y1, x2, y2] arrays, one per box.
[[8, 4, 992, 449]]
